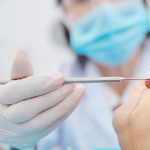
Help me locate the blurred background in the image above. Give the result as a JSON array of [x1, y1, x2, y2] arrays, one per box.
[[0, 0, 75, 79]]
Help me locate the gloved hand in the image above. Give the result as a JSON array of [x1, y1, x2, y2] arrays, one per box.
[[0, 51, 86, 149], [113, 81, 150, 150]]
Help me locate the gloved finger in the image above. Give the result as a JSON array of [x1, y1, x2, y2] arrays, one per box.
[[0, 72, 65, 105], [44, 102, 77, 133], [10, 51, 34, 80], [19, 84, 86, 134], [4, 83, 76, 123], [0, 84, 84, 135], [35, 109, 75, 140], [6, 110, 74, 149]]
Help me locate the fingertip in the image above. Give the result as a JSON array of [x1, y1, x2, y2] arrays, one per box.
[[48, 72, 65, 84], [77, 84, 86, 91], [75, 84, 86, 95], [61, 73, 65, 82], [10, 51, 34, 80], [132, 80, 147, 92], [17, 51, 28, 55], [40, 72, 66, 94], [62, 83, 76, 93], [56, 73, 66, 87]]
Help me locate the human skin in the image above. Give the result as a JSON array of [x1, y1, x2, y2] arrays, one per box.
[[113, 81, 150, 150], [62, 0, 121, 20]]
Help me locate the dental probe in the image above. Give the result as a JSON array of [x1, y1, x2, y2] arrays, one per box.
[[0, 77, 150, 84], [64, 77, 150, 83]]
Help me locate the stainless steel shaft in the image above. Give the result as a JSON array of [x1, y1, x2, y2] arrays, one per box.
[[64, 77, 125, 83]]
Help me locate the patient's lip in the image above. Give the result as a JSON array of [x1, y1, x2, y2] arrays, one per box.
[[145, 81, 150, 89], [145, 80, 150, 83], [10, 51, 34, 80]]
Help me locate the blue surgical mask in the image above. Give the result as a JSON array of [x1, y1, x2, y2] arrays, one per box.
[[67, 0, 150, 67]]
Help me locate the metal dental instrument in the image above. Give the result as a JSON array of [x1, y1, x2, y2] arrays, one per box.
[[0, 77, 150, 84], [64, 77, 150, 83]]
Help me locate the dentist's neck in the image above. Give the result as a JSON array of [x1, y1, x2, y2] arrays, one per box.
[[96, 49, 142, 97]]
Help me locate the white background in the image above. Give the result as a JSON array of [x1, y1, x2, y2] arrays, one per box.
[[0, 0, 74, 79]]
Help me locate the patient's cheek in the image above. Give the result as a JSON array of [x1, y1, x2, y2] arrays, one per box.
[[10, 51, 34, 80]]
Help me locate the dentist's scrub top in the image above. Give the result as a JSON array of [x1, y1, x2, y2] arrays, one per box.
[[24, 38, 150, 150]]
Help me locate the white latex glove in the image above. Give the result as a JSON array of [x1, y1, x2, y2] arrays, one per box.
[[0, 51, 86, 149]]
